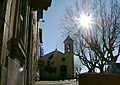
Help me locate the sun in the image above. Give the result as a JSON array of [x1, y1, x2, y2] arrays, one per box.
[[79, 13, 94, 29]]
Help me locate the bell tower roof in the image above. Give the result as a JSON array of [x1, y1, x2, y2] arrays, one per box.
[[63, 36, 74, 43], [64, 36, 74, 53]]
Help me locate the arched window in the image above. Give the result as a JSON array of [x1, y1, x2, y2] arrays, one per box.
[[61, 57, 65, 62]]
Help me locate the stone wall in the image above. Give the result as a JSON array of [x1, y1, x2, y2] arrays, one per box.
[[7, 57, 25, 85], [79, 73, 120, 85], [1, 66, 7, 85]]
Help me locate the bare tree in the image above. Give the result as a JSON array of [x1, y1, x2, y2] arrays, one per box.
[[86, 0, 120, 73], [60, 0, 120, 73], [74, 58, 82, 74]]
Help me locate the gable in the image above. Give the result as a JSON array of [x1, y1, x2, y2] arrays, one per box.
[[40, 49, 64, 60]]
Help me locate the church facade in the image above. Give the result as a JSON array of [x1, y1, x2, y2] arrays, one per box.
[[39, 36, 74, 80]]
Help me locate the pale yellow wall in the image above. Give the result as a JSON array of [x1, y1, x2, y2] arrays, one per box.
[[65, 52, 74, 77]]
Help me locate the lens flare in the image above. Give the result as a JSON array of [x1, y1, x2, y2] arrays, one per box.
[[79, 13, 94, 29]]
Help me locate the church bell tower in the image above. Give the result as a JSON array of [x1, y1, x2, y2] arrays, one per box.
[[64, 36, 74, 53], [63, 36, 74, 77]]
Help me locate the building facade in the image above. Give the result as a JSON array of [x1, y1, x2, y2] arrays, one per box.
[[0, 0, 52, 85], [40, 36, 74, 80], [107, 63, 120, 74]]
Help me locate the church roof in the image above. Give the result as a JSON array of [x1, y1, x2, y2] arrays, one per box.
[[63, 36, 74, 43], [43, 49, 64, 58]]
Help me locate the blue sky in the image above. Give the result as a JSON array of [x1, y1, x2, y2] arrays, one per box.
[[40, 0, 77, 54], [39, 0, 120, 73], [39, 0, 82, 72]]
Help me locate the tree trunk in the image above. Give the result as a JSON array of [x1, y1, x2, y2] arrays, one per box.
[[99, 65, 104, 73]]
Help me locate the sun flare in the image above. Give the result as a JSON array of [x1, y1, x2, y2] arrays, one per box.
[[79, 13, 94, 29]]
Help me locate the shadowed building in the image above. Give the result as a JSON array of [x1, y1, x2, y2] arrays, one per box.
[[107, 63, 120, 74], [0, 0, 52, 85], [39, 36, 74, 80]]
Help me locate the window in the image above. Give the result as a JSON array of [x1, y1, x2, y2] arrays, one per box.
[[61, 57, 65, 62], [67, 44, 71, 52], [17, 0, 25, 41]]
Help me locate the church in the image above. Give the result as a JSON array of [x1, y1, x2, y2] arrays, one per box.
[[39, 36, 74, 80]]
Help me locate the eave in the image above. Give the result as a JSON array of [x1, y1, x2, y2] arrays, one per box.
[[31, 0, 52, 10]]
